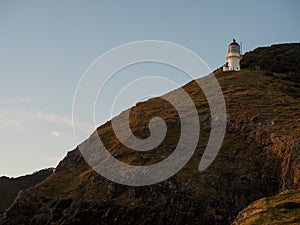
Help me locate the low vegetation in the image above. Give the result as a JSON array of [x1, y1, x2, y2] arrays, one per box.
[[233, 189, 300, 224]]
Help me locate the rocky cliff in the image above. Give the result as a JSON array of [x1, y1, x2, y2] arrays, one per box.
[[0, 43, 299, 225]]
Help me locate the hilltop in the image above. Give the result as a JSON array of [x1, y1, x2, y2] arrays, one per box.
[[0, 43, 299, 225], [241, 43, 300, 74]]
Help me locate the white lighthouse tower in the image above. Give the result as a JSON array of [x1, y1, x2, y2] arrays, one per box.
[[223, 39, 241, 71]]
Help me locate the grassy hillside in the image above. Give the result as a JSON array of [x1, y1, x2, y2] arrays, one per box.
[[232, 189, 300, 224], [0, 43, 299, 225]]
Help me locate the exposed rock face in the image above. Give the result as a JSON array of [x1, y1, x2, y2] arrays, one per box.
[[0, 43, 299, 225], [0, 169, 53, 214], [228, 117, 300, 191]]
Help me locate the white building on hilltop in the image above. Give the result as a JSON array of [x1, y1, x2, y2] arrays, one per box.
[[223, 39, 241, 71]]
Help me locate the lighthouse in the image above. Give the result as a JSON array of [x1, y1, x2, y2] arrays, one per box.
[[223, 39, 241, 71]]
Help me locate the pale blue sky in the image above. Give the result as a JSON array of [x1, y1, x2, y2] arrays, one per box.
[[0, 1, 299, 177]]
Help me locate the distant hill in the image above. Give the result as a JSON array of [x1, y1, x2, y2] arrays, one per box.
[[0, 168, 53, 214], [0, 43, 299, 225]]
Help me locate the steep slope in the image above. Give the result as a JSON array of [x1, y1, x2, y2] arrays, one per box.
[[0, 43, 299, 225], [232, 188, 300, 224], [0, 169, 53, 214]]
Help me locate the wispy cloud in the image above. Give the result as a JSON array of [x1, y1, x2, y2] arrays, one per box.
[[0, 119, 23, 130], [36, 110, 93, 132], [0, 107, 93, 132], [0, 107, 25, 130], [0, 98, 33, 104], [51, 131, 60, 137]]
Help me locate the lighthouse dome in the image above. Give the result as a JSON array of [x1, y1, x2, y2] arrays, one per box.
[[229, 39, 240, 46], [228, 39, 240, 54]]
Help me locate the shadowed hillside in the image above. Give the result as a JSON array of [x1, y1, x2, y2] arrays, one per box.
[[241, 43, 300, 74], [0, 43, 299, 225], [0, 169, 53, 214]]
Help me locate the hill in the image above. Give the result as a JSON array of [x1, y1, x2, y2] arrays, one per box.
[[240, 42, 300, 74], [0, 43, 299, 225], [0, 169, 53, 214]]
